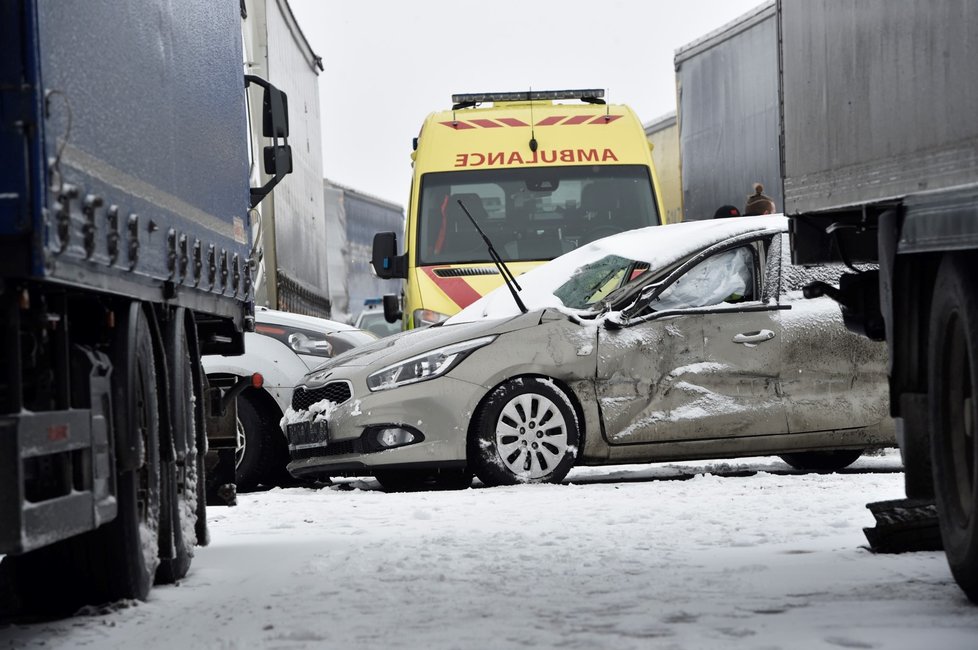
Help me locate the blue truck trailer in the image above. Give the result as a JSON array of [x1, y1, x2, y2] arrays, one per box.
[[0, 0, 290, 614]]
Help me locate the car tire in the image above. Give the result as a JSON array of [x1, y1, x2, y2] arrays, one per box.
[[374, 468, 473, 493], [235, 389, 286, 492], [778, 449, 864, 472], [928, 253, 978, 603], [469, 377, 579, 487]]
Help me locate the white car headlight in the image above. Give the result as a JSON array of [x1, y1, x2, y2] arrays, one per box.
[[366, 335, 497, 392]]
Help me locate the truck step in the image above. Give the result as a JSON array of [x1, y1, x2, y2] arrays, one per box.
[[863, 498, 942, 554]]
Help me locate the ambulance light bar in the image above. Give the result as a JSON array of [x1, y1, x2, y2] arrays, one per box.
[[451, 89, 605, 105]]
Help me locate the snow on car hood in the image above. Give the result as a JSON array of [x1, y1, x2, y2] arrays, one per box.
[[449, 216, 787, 324]]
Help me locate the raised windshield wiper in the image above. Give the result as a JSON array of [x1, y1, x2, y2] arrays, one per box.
[[456, 199, 528, 314]]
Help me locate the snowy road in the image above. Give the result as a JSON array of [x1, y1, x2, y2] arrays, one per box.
[[3, 452, 977, 649]]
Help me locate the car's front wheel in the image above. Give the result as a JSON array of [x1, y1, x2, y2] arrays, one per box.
[[779, 449, 863, 472], [235, 390, 288, 492], [469, 377, 579, 487]]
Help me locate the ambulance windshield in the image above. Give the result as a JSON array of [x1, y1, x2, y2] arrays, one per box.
[[416, 165, 659, 265]]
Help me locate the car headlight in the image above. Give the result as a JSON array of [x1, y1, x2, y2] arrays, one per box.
[[255, 324, 375, 359], [413, 309, 450, 328], [366, 335, 496, 391], [255, 323, 335, 357]]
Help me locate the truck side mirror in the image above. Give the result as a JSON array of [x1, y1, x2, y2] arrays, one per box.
[[263, 144, 292, 176], [245, 75, 292, 208], [382, 294, 402, 324], [371, 231, 407, 279], [261, 85, 289, 138]]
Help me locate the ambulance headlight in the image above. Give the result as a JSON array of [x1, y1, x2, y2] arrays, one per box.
[[413, 309, 450, 328]]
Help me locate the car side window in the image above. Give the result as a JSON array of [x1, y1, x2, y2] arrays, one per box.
[[653, 245, 757, 311]]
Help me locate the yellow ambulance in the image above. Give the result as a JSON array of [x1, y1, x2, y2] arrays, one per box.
[[372, 89, 665, 329]]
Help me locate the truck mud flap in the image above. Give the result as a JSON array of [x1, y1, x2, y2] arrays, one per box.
[[863, 498, 942, 554]]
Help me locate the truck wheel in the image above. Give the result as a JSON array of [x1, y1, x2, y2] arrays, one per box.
[[102, 305, 163, 601], [0, 306, 161, 615], [157, 316, 198, 584], [778, 449, 864, 472], [186, 318, 210, 546], [468, 377, 579, 487], [928, 254, 978, 603], [235, 390, 283, 491]]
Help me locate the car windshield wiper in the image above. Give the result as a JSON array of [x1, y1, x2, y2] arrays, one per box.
[[456, 199, 528, 314]]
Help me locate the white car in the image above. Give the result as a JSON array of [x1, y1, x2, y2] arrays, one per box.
[[203, 307, 376, 490], [353, 306, 402, 338]]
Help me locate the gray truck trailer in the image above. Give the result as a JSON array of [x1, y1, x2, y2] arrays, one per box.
[[0, 0, 291, 615], [674, 1, 781, 221], [778, 0, 978, 602]]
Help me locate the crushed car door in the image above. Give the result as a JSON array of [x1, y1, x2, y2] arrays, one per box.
[[595, 239, 788, 444], [774, 236, 891, 434]]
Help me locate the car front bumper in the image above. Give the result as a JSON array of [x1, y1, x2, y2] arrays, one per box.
[[285, 374, 486, 478]]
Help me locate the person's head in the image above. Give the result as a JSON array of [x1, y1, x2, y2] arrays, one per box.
[[744, 183, 776, 216], [713, 204, 741, 219]]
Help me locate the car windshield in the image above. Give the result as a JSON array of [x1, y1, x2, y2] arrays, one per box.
[[357, 311, 401, 337], [552, 255, 648, 309], [416, 165, 658, 265], [447, 216, 788, 325]]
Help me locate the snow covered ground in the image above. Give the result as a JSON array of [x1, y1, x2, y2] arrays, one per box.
[[3, 451, 977, 649]]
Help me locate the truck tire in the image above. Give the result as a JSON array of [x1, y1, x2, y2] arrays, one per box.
[[102, 304, 164, 601], [0, 305, 162, 616], [157, 316, 197, 584], [235, 389, 286, 491], [928, 254, 978, 603]]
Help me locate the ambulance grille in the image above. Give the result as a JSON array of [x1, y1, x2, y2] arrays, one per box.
[[433, 267, 499, 278]]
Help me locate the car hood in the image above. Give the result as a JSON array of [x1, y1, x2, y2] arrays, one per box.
[[302, 309, 545, 379]]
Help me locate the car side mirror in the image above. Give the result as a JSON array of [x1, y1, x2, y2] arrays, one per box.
[[372, 231, 407, 279], [621, 280, 665, 320], [382, 293, 402, 324]]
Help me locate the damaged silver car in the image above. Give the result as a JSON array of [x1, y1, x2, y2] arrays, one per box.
[[284, 216, 894, 491]]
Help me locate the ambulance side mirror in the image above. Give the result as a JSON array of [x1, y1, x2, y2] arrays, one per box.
[[372, 231, 407, 279], [382, 294, 402, 324]]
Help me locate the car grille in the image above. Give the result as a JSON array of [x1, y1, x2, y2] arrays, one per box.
[[291, 381, 352, 411]]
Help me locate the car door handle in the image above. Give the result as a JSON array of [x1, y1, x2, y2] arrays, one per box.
[[732, 329, 775, 344]]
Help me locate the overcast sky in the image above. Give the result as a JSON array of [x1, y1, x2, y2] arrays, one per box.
[[288, 0, 766, 207]]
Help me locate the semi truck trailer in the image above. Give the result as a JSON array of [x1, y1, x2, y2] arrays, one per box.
[[777, 0, 978, 602], [0, 0, 290, 614]]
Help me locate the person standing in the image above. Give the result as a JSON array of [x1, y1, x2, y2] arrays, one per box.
[[713, 204, 742, 219], [743, 183, 776, 215]]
